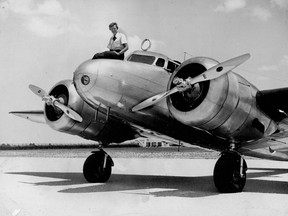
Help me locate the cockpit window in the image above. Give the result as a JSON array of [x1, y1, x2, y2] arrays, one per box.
[[167, 60, 179, 73], [127, 54, 155, 65], [156, 58, 165, 67]]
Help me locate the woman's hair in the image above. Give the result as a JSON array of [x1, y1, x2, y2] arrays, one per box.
[[109, 22, 118, 30]]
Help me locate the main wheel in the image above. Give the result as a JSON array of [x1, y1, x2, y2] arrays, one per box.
[[213, 151, 247, 193], [83, 151, 112, 183]]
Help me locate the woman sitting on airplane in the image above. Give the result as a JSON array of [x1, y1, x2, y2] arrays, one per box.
[[92, 22, 129, 60]]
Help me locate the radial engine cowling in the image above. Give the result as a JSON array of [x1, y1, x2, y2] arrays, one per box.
[[45, 80, 136, 143], [45, 80, 98, 138], [167, 57, 276, 141]]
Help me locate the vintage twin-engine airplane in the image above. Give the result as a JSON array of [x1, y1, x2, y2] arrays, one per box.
[[10, 40, 288, 193]]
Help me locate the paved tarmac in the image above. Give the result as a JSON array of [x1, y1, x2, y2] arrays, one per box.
[[0, 148, 288, 216]]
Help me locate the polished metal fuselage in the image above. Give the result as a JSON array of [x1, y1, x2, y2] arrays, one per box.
[[73, 59, 172, 129], [73, 58, 278, 145]]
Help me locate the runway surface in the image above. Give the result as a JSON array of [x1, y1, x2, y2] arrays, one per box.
[[0, 148, 288, 216]]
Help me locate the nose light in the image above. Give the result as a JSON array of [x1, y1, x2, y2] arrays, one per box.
[[216, 66, 223, 72], [81, 75, 90, 85]]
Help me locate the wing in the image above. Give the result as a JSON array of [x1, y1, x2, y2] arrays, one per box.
[[129, 123, 180, 145], [238, 137, 288, 161], [237, 88, 288, 160], [257, 87, 288, 123], [9, 111, 46, 124], [128, 123, 220, 150]]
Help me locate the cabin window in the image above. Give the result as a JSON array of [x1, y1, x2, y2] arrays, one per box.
[[156, 58, 165, 67], [127, 54, 155, 65]]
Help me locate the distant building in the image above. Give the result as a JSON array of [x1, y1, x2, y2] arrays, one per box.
[[136, 138, 171, 148], [116, 138, 177, 148]]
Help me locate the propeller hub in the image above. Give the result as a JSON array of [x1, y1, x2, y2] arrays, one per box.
[[29, 84, 83, 122]]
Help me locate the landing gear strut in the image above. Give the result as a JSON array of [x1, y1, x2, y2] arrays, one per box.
[[83, 149, 114, 183], [213, 150, 247, 193]]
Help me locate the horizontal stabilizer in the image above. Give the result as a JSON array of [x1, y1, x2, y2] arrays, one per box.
[[9, 111, 45, 124]]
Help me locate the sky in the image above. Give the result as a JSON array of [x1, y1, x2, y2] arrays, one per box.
[[0, 0, 288, 144]]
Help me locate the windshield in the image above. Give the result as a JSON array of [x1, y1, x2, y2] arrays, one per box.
[[127, 54, 155, 65]]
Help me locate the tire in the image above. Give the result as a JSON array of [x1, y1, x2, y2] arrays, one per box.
[[213, 152, 247, 193], [83, 152, 112, 183]]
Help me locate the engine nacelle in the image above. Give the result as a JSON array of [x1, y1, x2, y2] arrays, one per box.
[[167, 57, 277, 141], [45, 80, 136, 143]]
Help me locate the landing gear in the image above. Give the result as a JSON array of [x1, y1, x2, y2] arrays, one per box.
[[83, 149, 114, 183], [213, 150, 247, 193]]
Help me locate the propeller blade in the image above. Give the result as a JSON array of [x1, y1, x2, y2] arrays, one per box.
[[54, 101, 83, 122], [132, 87, 178, 112], [29, 84, 83, 122], [29, 84, 48, 98], [186, 53, 250, 85], [132, 53, 250, 112]]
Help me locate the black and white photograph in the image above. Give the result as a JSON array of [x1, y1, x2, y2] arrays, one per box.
[[1, 0, 288, 215]]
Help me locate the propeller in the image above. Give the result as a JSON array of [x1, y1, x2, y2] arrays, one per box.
[[132, 53, 250, 112], [29, 84, 83, 122]]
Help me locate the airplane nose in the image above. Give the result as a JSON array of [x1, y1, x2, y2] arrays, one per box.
[[73, 59, 136, 110], [73, 60, 99, 95]]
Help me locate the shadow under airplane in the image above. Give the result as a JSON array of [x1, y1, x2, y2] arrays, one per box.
[[6, 166, 288, 198]]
